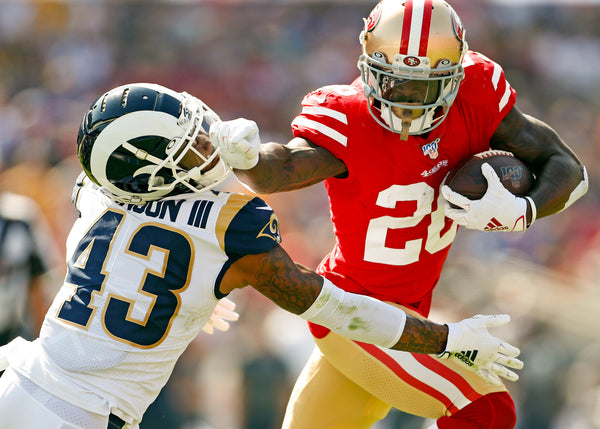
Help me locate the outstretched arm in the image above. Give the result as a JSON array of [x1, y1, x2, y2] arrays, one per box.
[[220, 245, 522, 385], [221, 245, 444, 352], [210, 118, 347, 194]]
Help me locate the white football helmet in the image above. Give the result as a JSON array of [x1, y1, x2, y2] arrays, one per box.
[[358, 0, 468, 139], [77, 83, 231, 204]]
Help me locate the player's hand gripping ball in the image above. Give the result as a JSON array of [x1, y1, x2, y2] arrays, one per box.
[[444, 150, 534, 204], [442, 150, 536, 232]]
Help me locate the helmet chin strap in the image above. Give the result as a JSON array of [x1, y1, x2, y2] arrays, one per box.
[[400, 110, 412, 141], [122, 141, 165, 165]]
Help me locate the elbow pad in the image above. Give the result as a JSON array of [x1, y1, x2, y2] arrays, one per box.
[[300, 277, 406, 348]]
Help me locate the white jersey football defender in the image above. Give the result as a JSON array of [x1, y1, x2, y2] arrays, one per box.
[[1, 173, 281, 427]]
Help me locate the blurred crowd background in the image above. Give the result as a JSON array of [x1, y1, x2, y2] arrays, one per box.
[[0, 1, 598, 428]]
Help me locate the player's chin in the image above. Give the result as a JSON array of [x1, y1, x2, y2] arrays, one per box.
[[391, 106, 424, 120]]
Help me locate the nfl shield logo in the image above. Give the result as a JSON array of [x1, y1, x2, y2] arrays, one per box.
[[501, 165, 524, 189], [422, 139, 440, 159]]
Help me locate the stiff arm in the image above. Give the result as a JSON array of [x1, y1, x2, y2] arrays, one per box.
[[220, 245, 522, 385]]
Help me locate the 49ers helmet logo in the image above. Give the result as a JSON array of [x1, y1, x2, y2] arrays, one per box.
[[365, 1, 384, 32], [404, 56, 421, 67], [451, 9, 465, 41]]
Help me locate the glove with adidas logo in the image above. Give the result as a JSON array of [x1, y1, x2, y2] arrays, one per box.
[[437, 314, 524, 386], [441, 163, 534, 232]]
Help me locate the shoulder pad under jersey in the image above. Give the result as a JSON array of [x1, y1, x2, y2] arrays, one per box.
[[301, 83, 362, 109], [461, 51, 516, 115], [216, 194, 281, 256], [293, 82, 364, 155]]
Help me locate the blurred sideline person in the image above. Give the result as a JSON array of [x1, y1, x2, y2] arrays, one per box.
[[208, 1, 588, 428], [0, 83, 522, 429], [0, 193, 52, 351]]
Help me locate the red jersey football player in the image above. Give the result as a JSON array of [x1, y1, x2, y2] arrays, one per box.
[[209, 0, 588, 428]]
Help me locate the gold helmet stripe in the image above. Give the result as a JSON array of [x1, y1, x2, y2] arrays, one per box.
[[400, 0, 433, 57]]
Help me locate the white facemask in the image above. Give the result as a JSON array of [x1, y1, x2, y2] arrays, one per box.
[[380, 105, 437, 139]]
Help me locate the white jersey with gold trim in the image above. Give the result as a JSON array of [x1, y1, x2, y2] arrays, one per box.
[[8, 173, 281, 425]]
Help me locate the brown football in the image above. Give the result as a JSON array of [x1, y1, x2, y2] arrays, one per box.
[[444, 150, 534, 201]]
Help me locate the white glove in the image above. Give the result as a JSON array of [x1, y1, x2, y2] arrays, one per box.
[[438, 314, 523, 386], [202, 298, 240, 335], [0, 336, 28, 371], [209, 118, 261, 170], [442, 163, 529, 232]]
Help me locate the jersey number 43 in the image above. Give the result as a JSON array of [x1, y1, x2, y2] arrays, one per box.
[[56, 209, 192, 348]]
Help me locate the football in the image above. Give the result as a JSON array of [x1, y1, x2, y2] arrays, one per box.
[[444, 150, 534, 202]]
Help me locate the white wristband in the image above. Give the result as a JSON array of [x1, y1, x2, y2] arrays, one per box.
[[300, 277, 407, 348]]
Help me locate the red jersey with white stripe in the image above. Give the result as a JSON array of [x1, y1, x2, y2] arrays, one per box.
[[292, 51, 516, 316]]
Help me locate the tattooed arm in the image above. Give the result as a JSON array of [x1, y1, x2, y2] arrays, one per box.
[[220, 245, 446, 353], [491, 106, 588, 220], [220, 245, 523, 383], [220, 245, 515, 360], [400, 317, 448, 354], [232, 137, 347, 194]]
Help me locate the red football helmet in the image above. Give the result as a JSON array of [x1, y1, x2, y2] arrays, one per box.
[[358, 0, 468, 139]]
